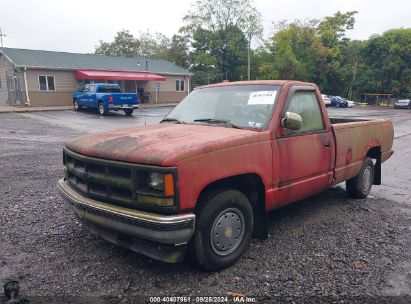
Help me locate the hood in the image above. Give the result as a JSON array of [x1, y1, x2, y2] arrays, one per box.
[[65, 123, 269, 166]]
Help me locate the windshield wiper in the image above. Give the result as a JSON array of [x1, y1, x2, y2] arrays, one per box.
[[193, 118, 242, 129], [160, 117, 185, 124]]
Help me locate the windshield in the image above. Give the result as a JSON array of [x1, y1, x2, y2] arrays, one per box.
[[163, 85, 281, 130]]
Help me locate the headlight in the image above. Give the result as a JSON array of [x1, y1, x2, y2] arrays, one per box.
[[149, 172, 164, 191], [139, 172, 175, 207], [147, 172, 175, 197]]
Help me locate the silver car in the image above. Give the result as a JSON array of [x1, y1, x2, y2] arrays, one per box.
[[394, 99, 411, 109]]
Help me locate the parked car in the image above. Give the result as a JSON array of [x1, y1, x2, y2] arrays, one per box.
[[347, 100, 356, 108], [321, 94, 331, 106], [330, 96, 349, 107], [59, 80, 394, 270], [73, 83, 139, 116], [394, 99, 411, 109]]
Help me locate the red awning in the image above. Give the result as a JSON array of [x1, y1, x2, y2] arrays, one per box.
[[75, 70, 166, 81]]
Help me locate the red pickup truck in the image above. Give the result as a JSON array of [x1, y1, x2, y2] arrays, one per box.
[[58, 80, 394, 270]]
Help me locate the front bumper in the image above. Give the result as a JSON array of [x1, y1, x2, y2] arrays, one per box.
[[394, 104, 410, 109], [57, 179, 195, 263]]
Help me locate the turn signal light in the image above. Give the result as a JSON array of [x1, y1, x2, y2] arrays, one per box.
[[108, 95, 113, 103], [164, 174, 175, 197]]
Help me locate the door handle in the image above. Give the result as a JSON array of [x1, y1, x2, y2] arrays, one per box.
[[324, 143, 331, 148]]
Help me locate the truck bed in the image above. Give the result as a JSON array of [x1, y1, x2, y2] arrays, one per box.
[[330, 117, 368, 124], [331, 118, 394, 185]]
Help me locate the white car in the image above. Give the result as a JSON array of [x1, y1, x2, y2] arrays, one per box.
[[321, 94, 331, 106], [394, 99, 411, 109], [347, 100, 355, 108]]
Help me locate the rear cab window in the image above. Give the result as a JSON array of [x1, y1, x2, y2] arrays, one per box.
[[97, 85, 121, 93]]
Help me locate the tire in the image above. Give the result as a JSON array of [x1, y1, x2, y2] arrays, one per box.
[[346, 157, 375, 198], [73, 99, 80, 111], [189, 189, 253, 271], [98, 102, 107, 116], [124, 109, 134, 116]]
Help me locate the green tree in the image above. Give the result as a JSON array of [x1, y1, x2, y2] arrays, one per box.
[[360, 28, 411, 97], [258, 11, 359, 97], [137, 30, 170, 58], [318, 11, 357, 48], [94, 29, 173, 59], [182, 0, 262, 84], [95, 29, 140, 57], [165, 34, 190, 69]]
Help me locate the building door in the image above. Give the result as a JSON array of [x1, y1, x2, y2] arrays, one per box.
[[124, 80, 136, 93], [6, 70, 23, 106]]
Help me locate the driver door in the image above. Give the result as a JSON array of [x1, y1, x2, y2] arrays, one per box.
[[274, 87, 334, 207], [78, 85, 89, 107]]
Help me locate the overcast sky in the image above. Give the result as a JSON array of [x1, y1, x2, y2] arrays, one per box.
[[1, 0, 410, 53]]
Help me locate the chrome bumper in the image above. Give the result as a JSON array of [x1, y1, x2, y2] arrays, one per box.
[[109, 104, 139, 109], [57, 179, 195, 262]]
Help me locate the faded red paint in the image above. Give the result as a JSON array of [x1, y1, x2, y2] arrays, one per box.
[[65, 80, 394, 213]]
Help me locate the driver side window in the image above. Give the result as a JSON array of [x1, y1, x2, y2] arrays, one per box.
[[285, 92, 324, 135]]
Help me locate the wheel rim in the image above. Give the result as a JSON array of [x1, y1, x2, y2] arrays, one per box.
[[99, 104, 104, 114], [210, 208, 245, 256], [74, 101, 79, 110], [362, 165, 372, 192]]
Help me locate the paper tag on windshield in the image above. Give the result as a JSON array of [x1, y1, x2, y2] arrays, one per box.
[[247, 91, 277, 105]]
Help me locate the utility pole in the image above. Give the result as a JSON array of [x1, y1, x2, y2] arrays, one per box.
[[348, 60, 358, 101], [247, 38, 251, 81], [0, 28, 6, 64]]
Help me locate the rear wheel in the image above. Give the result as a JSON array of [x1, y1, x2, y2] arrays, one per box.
[[189, 189, 253, 271], [124, 109, 134, 116], [73, 99, 80, 111], [346, 157, 375, 198], [336, 103, 340, 108], [98, 102, 107, 116]]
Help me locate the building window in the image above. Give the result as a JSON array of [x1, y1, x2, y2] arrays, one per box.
[[176, 80, 184, 92], [38, 75, 56, 91]]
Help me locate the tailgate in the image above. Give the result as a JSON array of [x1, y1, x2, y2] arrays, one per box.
[[112, 93, 138, 105], [331, 119, 394, 185]]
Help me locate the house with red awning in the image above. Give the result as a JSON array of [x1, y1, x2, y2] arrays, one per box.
[[0, 48, 192, 107]]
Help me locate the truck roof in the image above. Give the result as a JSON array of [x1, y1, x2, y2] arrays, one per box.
[[87, 83, 120, 86], [197, 80, 316, 90]]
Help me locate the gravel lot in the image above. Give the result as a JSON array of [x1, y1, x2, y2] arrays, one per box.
[[0, 108, 410, 303]]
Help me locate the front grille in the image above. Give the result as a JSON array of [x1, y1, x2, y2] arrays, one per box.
[[63, 147, 177, 213]]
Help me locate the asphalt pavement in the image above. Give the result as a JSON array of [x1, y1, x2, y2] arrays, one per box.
[[0, 106, 410, 303]]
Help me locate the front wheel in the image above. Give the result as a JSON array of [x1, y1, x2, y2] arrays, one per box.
[[73, 99, 80, 111], [346, 157, 375, 198], [189, 189, 253, 271], [124, 109, 134, 116], [98, 102, 107, 116]]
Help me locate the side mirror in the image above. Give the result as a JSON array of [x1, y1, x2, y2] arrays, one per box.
[[281, 112, 302, 130]]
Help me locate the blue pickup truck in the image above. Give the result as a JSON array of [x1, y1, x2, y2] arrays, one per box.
[[73, 83, 139, 116]]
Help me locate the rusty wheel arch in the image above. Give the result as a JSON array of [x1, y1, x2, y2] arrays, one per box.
[[194, 173, 268, 240], [366, 146, 382, 185]]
